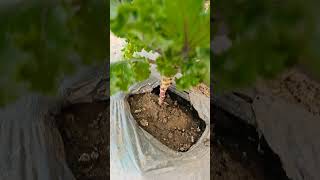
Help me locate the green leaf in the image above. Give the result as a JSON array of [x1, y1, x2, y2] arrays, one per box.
[[111, 0, 210, 93], [110, 61, 135, 94], [131, 59, 151, 81]]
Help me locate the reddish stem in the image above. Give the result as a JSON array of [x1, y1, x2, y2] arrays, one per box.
[[158, 76, 173, 105]]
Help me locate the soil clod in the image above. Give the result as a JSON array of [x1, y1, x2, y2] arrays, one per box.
[[78, 153, 90, 162], [191, 136, 194, 143], [140, 119, 149, 127], [90, 151, 99, 160], [162, 118, 167, 123]]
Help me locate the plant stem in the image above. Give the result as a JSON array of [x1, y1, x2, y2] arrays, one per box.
[[158, 76, 173, 105]]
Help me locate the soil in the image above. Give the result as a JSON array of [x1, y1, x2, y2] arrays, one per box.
[[262, 68, 320, 116], [128, 89, 206, 152], [193, 83, 210, 97], [211, 105, 290, 180], [55, 101, 109, 180]]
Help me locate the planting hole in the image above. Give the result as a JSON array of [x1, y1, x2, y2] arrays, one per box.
[[128, 86, 206, 152]]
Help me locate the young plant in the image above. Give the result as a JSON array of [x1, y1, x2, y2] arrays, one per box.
[[110, 0, 210, 105]]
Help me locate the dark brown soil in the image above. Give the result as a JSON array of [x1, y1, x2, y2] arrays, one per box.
[[55, 101, 109, 180], [211, 105, 290, 180], [128, 91, 206, 152]]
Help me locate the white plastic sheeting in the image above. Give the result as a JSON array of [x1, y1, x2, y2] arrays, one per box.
[[110, 31, 127, 63], [110, 31, 160, 64], [253, 93, 320, 180], [110, 77, 210, 180]]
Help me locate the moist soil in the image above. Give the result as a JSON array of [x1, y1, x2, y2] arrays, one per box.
[[55, 101, 109, 180], [128, 90, 206, 152]]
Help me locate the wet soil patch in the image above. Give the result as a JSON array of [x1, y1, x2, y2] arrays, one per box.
[[212, 105, 290, 180], [128, 88, 206, 152], [55, 101, 109, 180]]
